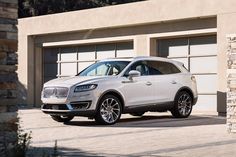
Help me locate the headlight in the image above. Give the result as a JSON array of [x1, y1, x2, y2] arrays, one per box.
[[74, 84, 97, 92]]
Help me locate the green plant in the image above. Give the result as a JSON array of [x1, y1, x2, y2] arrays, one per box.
[[11, 130, 32, 157]]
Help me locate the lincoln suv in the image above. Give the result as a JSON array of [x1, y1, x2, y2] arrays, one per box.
[[41, 56, 198, 125]]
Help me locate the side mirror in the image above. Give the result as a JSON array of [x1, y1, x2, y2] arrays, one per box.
[[128, 70, 141, 80]]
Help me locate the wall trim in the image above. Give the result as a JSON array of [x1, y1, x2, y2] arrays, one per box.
[[42, 36, 135, 47], [148, 28, 217, 39]]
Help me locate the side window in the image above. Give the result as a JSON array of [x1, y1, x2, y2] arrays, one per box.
[[146, 61, 181, 75], [124, 61, 149, 76]]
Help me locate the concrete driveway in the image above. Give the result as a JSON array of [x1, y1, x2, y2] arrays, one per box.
[[19, 109, 236, 157]]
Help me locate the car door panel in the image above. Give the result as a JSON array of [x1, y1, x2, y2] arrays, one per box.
[[152, 74, 180, 103], [120, 76, 155, 107]]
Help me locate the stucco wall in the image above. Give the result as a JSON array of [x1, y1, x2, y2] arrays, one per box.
[[18, 0, 236, 35], [17, 0, 236, 113]]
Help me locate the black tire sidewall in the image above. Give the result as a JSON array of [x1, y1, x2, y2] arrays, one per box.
[[171, 91, 193, 118], [51, 115, 74, 122]]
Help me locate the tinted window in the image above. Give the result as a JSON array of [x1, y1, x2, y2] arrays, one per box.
[[78, 61, 130, 76], [146, 61, 181, 75], [124, 61, 149, 76]]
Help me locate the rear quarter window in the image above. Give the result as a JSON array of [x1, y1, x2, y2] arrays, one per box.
[[147, 61, 181, 75]]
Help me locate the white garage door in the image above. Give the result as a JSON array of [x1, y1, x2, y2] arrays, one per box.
[[157, 35, 217, 111], [43, 42, 134, 82]]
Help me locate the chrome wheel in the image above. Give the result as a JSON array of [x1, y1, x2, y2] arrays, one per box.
[[177, 93, 192, 116], [100, 98, 121, 124]]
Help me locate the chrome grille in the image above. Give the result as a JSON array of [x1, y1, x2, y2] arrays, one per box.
[[43, 87, 69, 98]]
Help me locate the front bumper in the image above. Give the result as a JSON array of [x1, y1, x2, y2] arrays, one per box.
[[41, 102, 96, 117]]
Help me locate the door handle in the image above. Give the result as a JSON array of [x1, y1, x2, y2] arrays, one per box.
[[171, 80, 177, 84], [146, 81, 152, 86]]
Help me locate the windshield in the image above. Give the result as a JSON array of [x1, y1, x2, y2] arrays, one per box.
[[78, 61, 130, 76]]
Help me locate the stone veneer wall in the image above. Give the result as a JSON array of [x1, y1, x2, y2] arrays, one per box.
[[227, 35, 236, 133], [0, 0, 18, 156]]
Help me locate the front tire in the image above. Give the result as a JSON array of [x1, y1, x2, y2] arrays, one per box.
[[51, 115, 74, 123], [95, 95, 122, 125], [171, 91, 193, 118]]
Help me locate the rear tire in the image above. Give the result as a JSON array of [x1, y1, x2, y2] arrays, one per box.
[[171, 91, 193, 118], [95, 95, 122, 125], [51, 115, 74, 123], [130, 112, 145, 117]]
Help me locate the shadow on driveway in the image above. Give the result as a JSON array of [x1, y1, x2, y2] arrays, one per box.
[[64, 114, 226, 128], [28, 146, 171, 157]]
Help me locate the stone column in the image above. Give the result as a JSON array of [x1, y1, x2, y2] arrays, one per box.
[[0, 0, 18, 156], [227, 35, 236, 133]]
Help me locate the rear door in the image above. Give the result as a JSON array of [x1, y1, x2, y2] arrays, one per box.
[[146, 60, 182, 103]]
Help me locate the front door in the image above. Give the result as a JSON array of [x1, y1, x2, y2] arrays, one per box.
[[120, 61, 155, 107]]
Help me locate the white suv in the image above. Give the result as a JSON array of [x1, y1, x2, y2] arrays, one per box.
[[41, 56, 198, 125]]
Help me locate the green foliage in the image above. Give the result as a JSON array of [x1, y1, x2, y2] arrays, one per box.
[[18, 0, 145, 18], [12, 131, 32, 157]]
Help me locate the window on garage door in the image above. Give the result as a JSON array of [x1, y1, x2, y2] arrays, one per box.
[[157, 35, 217, 111], [43, 41, 134, 82]]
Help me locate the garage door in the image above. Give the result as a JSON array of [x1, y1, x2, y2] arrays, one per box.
[[43, 42, 134, 82], [157, 35, 217, 111]]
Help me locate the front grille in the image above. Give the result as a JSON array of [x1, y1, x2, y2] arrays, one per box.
[[43, 87, 69, 98], [42, 101, 91, 111]]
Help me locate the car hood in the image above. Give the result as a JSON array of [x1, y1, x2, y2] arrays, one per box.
[[44, 76, 111, 87]]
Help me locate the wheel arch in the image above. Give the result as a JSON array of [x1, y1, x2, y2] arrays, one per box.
[[175, 87, 194, 102], [96, 89, 125, 112]]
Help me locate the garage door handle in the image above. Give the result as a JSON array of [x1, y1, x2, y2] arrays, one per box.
[[146, 81, 152, 86]]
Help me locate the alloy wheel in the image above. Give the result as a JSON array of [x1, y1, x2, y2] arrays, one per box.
[[177, 93, 192, 116], [100, 98, 121, 124]]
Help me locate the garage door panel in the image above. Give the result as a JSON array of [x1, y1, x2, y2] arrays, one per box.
[[171, 58, 189, 70], [117, 49, 134, 58], [97, 44, 116, 60], [60, 47, 77, 61], [117, 42, 134, 57], [44, 63, 58, 77], [190, 36, 217, 55], [169, 45, 188, 57], [190, 57, 217, 73], [195, 95, 217, 111], [60, 53, 77, 62], [194, 75, 217, 94], [157, 35, 217, 112], [60, 63, 77, 76], [190, 44, 217, 55], [158, 38, 188, 57], [44, 42, 134, 79], [78, 46, 96, 61], [78, 52, 95, 61], [97, 51, 115, 59], [44, 48, 58, 63]]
